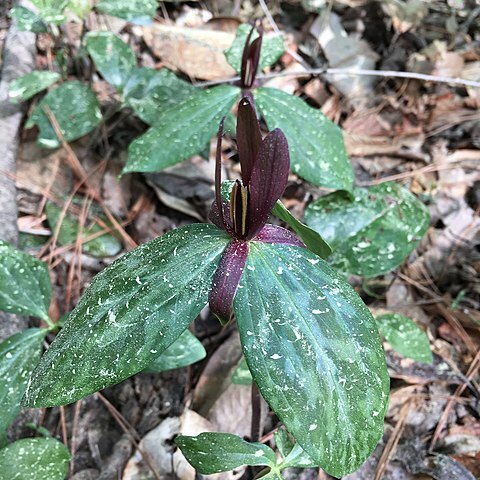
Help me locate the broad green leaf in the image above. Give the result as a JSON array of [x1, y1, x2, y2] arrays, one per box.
[[23, 224, 229, 407], [224, 24, 285, 73], [255, 87, 353, 192], [123, 67, 196, 125], [96, 0, 158, 24], [0, 437, 70, 480], [45, 202, 122, 258], [9, 71, 60, 102], [376, 313, 433, 363], [31, 0, 68, 23], [280, 443, 317, 469], [234, 242, 389, 477], [0, 241, 51, 321], [272, 201, 332, 259], [0, 328, 47, 446], [66, 0, 92, 19], [26, 81, 102, 148], [86, 32, 136, 91], [304, 182, 430, 277], [124, 85, 239, 174], [274, 429, 294, 459], [176, 433, 277, 474], [231, 356, 252, 385], [10, 6, 47, 32], [143, 329, 206, 373]]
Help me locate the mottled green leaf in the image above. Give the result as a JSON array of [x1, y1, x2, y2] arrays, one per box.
[[176, 433, 277, 474], [10, 6, 47, 32], [26, 81, 102, 148], [143, 329, 206, 373], [23, 225, 229, 407], [9, 71, 60, 103], [304, 182, 430, 277], [124, 85, 239, 174], [231, 356, 252, 385], [280, 443, 317, 469], [234, 242, 389, 477], [274, 429, 294, 459], [45, 202, 122, 258], [376, 313, 432, 363], [224, 24, 285, 73], [0, 437, 70, 480], [96, 0, 158, 24], [0, 328, 47, 446], [123, 68, 196, 125], [31, 0, 68, 23], [272, 201, 332, 259], [0, 241, 51, 321], [86, 31, 136, 90], [255, 87, 353, 192]]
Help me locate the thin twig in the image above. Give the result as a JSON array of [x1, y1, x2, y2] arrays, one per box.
[[195, 67, 480, 89]]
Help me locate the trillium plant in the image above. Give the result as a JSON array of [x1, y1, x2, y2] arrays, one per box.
[[22, 96, 389, 478]]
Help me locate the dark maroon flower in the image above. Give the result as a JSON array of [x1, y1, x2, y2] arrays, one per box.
[[240, 23, 263, 89], [208, 97, 304, 322]]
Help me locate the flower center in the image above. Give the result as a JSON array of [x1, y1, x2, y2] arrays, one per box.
[[230, 179, 249, 238]]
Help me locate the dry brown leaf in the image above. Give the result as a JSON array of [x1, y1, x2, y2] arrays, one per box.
[[139, 24, 236, 80]]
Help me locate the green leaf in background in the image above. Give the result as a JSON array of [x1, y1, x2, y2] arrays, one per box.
[[26, 81, 102, 148], [0, 329, 47, 447], [280, 443, 317, 469], [9, 71, 60, 103], [31, 0, 68, 24], [231, 356, 252, 385], [304, 182, 430, 277], [23, 225, 229, 407], [376, 313, 433, 363], [0, 437, 70, 480], [96, 0, 158, 24], [234, 242, 389, 477], [225, 24, 285, 73], [86, 31, 136, 91], [9, 6, 47, 33], [143, 329, 206, 373], [272, 200, 332, 259], [176, 433, 277, 475], [45, 202, 122, 258], [0, 241, 51, 321], [123, 68, 197, 125], [124, 85, 239, 174], [255, 87, 354, 192]]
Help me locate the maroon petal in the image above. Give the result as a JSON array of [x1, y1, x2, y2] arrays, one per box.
[[214, 117, 230, 233], [209, 240, 249, 323], [237, 97, 262, 186], [240, 25, 262, 89], [246, 129, 290, 240], [255, 224, 305, 248]]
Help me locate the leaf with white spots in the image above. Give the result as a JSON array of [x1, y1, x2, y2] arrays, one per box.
[[304, 182, 430, 277], [95, 0, 158, 24], [175, 432, 277, 474], [0, 241, 51, 321], [25, 81, 102, 149], [124, 85, 239, 174], [224, 24, 285, 73], [376, 313, 432, 364], [143, 329, 206, 373], [0, 437, 70, 480], [0, 328, 47, 446], [254, 87, 354, 192], [272, 201, 332, 259], [23, 224, 230, 407], [86, 31, 136, 91], [234, 242, 389, 477], [8, 71, 60, 102]]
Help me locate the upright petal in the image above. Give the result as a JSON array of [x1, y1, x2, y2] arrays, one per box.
[[240, 25, 263, 89], [236, 97, 262, 185], [209, 240, 249, 323], [246, 128, 290, 239], [214, 117, 231, 233]]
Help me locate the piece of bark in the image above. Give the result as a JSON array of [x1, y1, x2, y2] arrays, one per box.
[[0, 5, 36, 341]]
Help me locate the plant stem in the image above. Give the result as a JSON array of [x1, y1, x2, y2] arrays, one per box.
[[250, 381, 262, 442]]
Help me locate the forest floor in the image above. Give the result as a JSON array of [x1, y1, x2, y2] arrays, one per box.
[[1, 1, 480, 479]]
